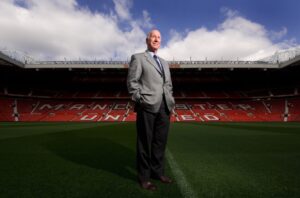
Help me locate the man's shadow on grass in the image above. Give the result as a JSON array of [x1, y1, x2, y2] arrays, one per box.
[[43, 132, 136, 182]]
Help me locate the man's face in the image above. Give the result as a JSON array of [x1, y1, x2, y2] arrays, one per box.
[[146, 30, 161, 52]]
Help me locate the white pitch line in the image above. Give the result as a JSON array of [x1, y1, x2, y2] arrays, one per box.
[[166, 149, 198, 198]]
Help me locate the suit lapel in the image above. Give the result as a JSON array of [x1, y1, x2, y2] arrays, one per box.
[[144, 52, 163, 76]]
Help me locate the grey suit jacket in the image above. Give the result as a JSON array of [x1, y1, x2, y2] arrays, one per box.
[[127, 51, 175, 113]]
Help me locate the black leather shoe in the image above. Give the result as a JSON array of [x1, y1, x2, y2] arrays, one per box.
[[152, 175, 173, 184], [159, 176, 173, 183], [140, 181, 157, 191]]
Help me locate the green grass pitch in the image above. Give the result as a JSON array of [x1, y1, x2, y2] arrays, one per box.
[[0, 122, 300, 198]]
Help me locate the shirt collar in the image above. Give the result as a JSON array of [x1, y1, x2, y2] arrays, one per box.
[[146, 50, 156, 58]]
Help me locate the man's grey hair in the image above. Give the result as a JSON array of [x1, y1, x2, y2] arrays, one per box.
[[146, 29, 160, 40]]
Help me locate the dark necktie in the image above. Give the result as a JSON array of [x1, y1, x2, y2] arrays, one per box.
[[153, 55, 165, 81]]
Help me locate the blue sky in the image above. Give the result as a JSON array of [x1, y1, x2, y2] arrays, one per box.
[[155, 0, 298, 42], [0, 0, 299, 61], [76, 0, 300, 43]]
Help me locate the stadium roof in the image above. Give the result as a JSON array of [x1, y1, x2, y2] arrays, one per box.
[[0, 51, 24, 68], [1, 50, 300, 70]]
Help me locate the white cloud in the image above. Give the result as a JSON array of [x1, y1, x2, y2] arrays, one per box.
[[0, 2, 297, 61], [0, 0, 146, 60], [112, 0, 132, 21], [160, 9, 298, 61], [141, 10, 153, 29], [270, 27, 288, 40]]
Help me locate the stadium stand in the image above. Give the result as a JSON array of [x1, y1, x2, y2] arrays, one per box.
[[288, 98, 300, 121], [1, 51, 300, 122], [0, 98, 15, 121], [0, 96, 299, 122]]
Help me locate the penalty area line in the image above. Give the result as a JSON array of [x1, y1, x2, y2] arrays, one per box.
[[166, 149, 198, 198]]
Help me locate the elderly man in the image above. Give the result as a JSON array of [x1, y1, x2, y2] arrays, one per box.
[[127, 29, 175, 191]]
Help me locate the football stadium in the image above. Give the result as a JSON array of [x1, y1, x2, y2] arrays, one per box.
[[1, 49, 300, 197], [1, 50, 300, 122]]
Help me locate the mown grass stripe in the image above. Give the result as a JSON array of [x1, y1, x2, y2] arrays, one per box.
[[166, 149, 198, 198]]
